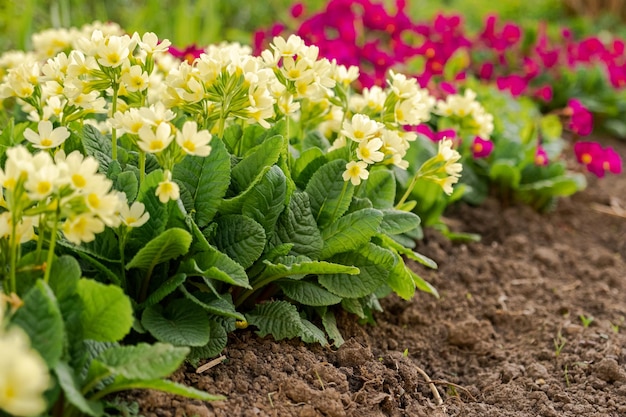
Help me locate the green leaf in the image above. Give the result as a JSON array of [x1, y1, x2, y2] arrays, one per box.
[[222, 123, 243, 153], [188, 320, 229, 366], [186, 244, 251, 288], [387, 252, 416, 300], [293, 147, 326, 188], [102, 378, 225, 401], [174, 138, 231, 227], [540, 114, 563, 141], [96, 342, 189, 380], [379, 209, 421, 235], [241, 165, 287, 235], [115, 171, 139, 202], [11, 280, 64, 367], [77, 279, 133, 342], [364, 169, 396, 208], [132, 170, 170, 247], [411, 269, 439, 298], [378, 233, 437, 269], [518, 174, 587, 196], [231, 134, 283, 193], [54, 362, 102, 417], [126, 227, 192, 271], [321, 309, 344, 347], [82, 124, 113, 173], [305, 159, 354, 227], [277, 280, 342, 306], [219, 165, 272, 214], [142, 299, 211, 347], [299, 318, 327, 345], [319, 243, 395, 298], [490, 160, 521, 189], [211, 214, 266, 269], [139, 273, 187, 309], [255, 259, 359, 284], [319, 208, 383, 259], [48, 255, 81, 300], [246, 300, 303, 340], [179, 288, 245, 321], [273, 191, 323, 258]]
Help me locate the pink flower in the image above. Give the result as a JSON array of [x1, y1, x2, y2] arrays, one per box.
[[496, 75, 528, 97], [168, 44, 205, 64], [290, 2, 305, 18], [533, 85, 553, 102], [566, 99, 593, 136], [574, 141, 622, 177], [534, 145, 549, 166], [471, 136, 494, 158]]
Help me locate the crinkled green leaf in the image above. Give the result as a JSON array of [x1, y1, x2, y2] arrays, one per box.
[[188, 319, 229, 366], [320, 208, 383, 259], [379, 209, 421, 235], [126, 227, 192, 271], [95, 342, 189, 380], [305, 159, 354, 227], [377, 233, 437, 269], [48, 255, 81, 300], [174, 138, 231, 227], [132, 170, 170, 247], [77, 279, 133, 342], [12, 280, 64, 367], [231, 135, 283, 193], [241, 165, 287, 235], [490, 160, 521, 189], [319, 243, 395, 298], [115, 170, 138, 202], [54, 362, 102, 417], [179, 287, 245, 321], [278, 280, 342, 306], [211, 214, 266, 269], [139, 273, 187, 309], [364, 169, 396, 208], [273, 191, 323, 258], [387, 252, 416, 300], [255, 259, 359, 284], [245, 300, 302, 340], [219, 165, 272, 214], [321, 309, 344, 347], [184, 245, 250, 288], [101, 378, 224, 401], [142, 300, 211, 347], [299, 318, 327, 345], [293, 147, 326, 188], [82, 124, 112, 173]]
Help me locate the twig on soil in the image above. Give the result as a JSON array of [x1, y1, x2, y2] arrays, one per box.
[[429, 380, 477, 402], [591, 197, 626, 218], [195, 355, 227, 373], [412, 364, 444, 406]]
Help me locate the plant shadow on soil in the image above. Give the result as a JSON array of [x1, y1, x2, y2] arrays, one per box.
[[127, 135, 626, 417]]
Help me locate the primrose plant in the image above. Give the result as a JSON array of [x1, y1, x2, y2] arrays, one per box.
[[0, 23, 461, 414]]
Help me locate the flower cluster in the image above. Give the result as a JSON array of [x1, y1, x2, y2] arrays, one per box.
[[574, 142, 622, 178], [0, 301, 50, 417]]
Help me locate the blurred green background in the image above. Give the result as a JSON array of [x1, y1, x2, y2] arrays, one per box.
[[1, 0, 624, 51]]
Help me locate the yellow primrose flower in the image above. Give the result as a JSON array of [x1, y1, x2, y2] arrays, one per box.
[[342, 160, 369, 186], [340, 114, 381, 143], [119, 201, 150, 228], [155, 170, 180, 203], [62, 213, 105, 244], [175, 121, 212, 157], [137, 122, 174, 154], [23, 120, 70, 149], [356, 137, 385, 165]]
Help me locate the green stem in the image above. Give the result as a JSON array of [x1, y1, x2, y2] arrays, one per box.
[[329, 181, 349, 222], [138, 150, 146, 186], [118, 230, 127, 289], [395, 172, 421, 209], [111, 83, 120, 161], [43, 208, 60, 284], [9, 210, 18, 294]]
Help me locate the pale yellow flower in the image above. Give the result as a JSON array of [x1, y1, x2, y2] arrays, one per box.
[[23, 121, 70, 149], [175, 121, 212, 157], [137, 122, 174, 154], [342, 161, 369, 186], [119, 201, 150, 228], [62, 213, 105, 244], [155, 171, 180, 203], [356, 138, 385, 165]]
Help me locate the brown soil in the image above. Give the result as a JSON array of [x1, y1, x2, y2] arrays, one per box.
[[128, 135, 626, 417]]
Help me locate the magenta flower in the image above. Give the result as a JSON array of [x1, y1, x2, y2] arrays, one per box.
[[290, 2, 305, 18], [574, 141, 623, 177], [533, 85, 553, 102], [534, 145, 549, 166], [566, 99, 593, 136], [168, 44, 205, 64], [471, 136, 494, 158], [496, 75, 528, 97]]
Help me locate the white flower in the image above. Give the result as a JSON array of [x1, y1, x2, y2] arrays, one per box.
[[176, 121, 212, 157], [96, 34, 132, 68], [388, 70, 418, 99], [138, 122, 174, 153], [340, 114, 381, 143], [437, 138, 461, 164], [119, 201, 150, 228], [120, 65, 149, 92], [0, 146, 34, 190], [62, 213, 105, 244], [56, 151, 100, 192], [136, 32, 171, 54], [356, 138, 385, 165], [0, 327, 50, 416], [342, 161, 369, 186], [23, 120, 70, 149], [155, 171, 180, 203], [271, 35, 305, 58]]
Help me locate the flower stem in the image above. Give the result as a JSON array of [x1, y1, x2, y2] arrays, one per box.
[[111, 83, 120, 161], [43, 208, 60, 284], [9, 211, 18, 294], [138, 150, 146, 186], [396, 172, 421, 209]]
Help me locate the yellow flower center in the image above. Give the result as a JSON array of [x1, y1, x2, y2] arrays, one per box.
[[354, 131, 365, 140], [37, 181, 52, 195], [87, 193, 100, 209], [581, 153, 592, 164], [72, 174, 87, 188], [107, 52, 120, 64], [149, 140, 164, 151], [349, 165, 361, 176], [474, 143, 483, 152], [125, 216, 136, 225], [40, 137, 53, 147], [183, 140, 196, 152]]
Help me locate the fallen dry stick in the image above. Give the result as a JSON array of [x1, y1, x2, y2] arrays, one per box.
[[196, 355, 227, 373]]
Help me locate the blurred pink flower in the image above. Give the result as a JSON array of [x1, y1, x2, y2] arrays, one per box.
[[471, 136, 494, 158]]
